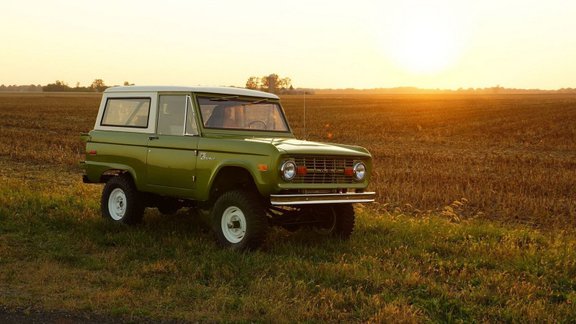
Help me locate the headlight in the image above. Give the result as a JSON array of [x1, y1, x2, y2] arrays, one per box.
[[280, 160, 297, 181], [353, 162, 366, 181]]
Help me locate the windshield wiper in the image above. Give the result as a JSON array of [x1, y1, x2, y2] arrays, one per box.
[[247, 98, 272, 105], [209, 95, 239, 102]]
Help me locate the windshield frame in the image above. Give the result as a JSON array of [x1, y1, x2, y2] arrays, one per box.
[[196, 95, 292, 134]]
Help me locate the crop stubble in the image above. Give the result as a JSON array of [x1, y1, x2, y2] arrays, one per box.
[[0, 92, 574, 228]]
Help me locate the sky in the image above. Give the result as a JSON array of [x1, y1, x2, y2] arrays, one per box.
[[2, 0, 576, 89]]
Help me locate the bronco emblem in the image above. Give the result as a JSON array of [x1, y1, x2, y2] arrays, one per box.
[[199, 152, 215, 161]]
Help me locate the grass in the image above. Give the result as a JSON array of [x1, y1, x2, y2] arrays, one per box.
[[0, 163, 575, 321], [1, 92, 575, 321]]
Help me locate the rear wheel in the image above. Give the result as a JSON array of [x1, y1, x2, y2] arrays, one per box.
[[211, 190, 268, 250], [101, 175, 144, 225]]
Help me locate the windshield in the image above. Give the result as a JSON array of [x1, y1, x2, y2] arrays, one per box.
[[198, 96, 290, 132]]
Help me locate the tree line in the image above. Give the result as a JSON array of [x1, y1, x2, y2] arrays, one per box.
[[245, 74, 294, 94], [0, 79, 133, 92], [4, 77, 576, 94]]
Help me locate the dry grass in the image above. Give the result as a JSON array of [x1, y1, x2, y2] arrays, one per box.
[[0, 92, 574, 228], [0, 92, 100, 167], [1, 92, 576, 321], [282, 93, 576, 228]]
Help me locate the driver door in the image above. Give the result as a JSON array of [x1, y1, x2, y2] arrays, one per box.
[[146, 95, 199, 196]]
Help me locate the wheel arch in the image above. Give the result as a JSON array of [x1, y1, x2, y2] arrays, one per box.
[[208, 165, 260, 202], [100, 171, 145, 225], [99, 167, 139, 187]]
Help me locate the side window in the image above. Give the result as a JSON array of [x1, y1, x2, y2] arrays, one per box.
[[157, 96, 186, 135], [101, 98, 150, 128], [185, 96, 199, 136]]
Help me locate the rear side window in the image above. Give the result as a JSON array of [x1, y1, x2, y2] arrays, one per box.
[[101, 98, 150, 128]]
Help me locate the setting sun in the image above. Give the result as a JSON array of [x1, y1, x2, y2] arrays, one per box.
[[1, 0, 575, 89], [387, 25, 462, 74], [374, 1, 467, 75]]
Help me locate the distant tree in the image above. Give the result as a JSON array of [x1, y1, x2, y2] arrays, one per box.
[[245, 74, 293, 93], [123, 81, 134, 86], [245, 76, 261, 90], [261, 74, 280, 93], [91, 79, 107, 92], [43, 80, 70, 92], [278, 77, 292, 91]]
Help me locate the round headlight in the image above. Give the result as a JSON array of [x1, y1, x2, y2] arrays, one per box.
[[353, 162, 366, 181], [280, 160, 297, 181]]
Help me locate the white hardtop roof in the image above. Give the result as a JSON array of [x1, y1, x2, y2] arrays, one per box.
[[105, 86, 279, 99]]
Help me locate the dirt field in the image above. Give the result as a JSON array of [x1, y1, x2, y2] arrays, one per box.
[[3, 92, 574, 227], [287, 93, 576, 227], [0, 92, 575, 321]]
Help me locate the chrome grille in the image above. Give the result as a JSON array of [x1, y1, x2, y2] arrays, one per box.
[[292, 156, 355, 184]]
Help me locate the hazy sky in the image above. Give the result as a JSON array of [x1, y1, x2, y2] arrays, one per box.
[[2, 0, 575, 89]]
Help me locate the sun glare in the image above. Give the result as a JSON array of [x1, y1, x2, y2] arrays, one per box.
[[374, 2, 466, 75], [390, 26, 461, 74]]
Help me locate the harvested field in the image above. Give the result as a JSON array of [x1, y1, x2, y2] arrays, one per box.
[[0, 92, 575, 321]]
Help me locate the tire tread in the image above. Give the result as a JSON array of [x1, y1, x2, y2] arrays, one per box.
[[101, 174, 144, 225], [211, 190, 268, 250]]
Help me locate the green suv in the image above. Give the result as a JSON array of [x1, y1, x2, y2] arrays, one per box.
[[82, 86, 375, 249]]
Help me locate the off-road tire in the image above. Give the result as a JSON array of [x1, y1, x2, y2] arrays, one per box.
[[211, 190, 268, 250], [312, 204, 355, 239], [101, 174, 144, 225]]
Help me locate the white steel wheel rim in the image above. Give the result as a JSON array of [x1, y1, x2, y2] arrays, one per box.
[[221, 206, 247, 244], [108, 188, 127, 221]]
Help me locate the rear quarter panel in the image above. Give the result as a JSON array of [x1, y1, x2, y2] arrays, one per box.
[[84, 130, 149, 188]]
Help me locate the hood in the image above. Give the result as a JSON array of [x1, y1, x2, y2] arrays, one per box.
[[246, 138, 371, 157]]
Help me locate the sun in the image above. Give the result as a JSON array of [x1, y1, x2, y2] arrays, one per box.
[[374, 3, 466, 75], [389, 26, 461, 74]]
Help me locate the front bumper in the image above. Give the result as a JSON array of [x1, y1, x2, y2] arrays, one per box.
[[270, 192, 376, 206]]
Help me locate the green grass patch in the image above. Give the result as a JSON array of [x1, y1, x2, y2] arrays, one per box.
[[1, 165, 575, 322]]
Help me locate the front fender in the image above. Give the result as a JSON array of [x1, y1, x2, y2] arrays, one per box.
[[195, 157, 276, 201]]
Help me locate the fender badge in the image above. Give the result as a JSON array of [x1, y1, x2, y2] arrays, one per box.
[[199, 152, 215, 161]]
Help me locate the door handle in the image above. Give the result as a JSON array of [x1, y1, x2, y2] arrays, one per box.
[[148, 135, 159, 140]]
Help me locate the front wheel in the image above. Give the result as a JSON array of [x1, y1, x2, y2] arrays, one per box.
[[211, 190, 268, 250], [101, 175, 144, 225]]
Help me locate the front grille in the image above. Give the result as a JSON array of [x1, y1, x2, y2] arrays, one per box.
[[292, 156, 356, 184]]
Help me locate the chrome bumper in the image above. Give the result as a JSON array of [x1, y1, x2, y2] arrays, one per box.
[[270, 192, 376, 206]]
